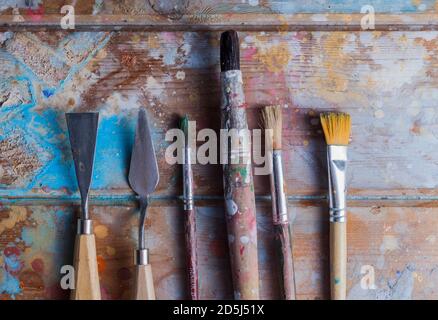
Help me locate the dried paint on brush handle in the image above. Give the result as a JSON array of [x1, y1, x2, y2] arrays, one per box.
[[221, 70, 259, 300], [185, 208, 199, 300], [274, 223, 296, 300], [330, 221, 347, 300]]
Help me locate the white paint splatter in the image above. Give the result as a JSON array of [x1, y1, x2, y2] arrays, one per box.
[[226, 199, 238, 216], [142, 76, 165, 98], [240, 236, 249, 244], [426, 235, 436, 244], [176, 70, 186, 80], [380, 235, 400, 253], [92, 0, 104, 15], [248, 0, 259, 7], [374, 109, 385, 119]]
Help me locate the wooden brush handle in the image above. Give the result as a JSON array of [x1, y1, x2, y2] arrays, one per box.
[[330, 222, 347, 300], [71, 234, 101, 300], [134, 264, 156, 300], [185, 208, 199, 300], [274, 223, 296, 300]]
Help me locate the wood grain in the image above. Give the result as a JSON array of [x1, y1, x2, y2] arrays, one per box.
[[71, 234, 101, 300], [1, 1, 438, 31], [1, 204, 438, 299], [134, 264, 155, 300], [330, 222, 347, 300], [1, 31, 438, 200]]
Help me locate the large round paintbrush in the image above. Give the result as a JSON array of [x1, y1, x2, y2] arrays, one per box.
[[261, 105, 296, 300], [220, 30, 260, 300], [320, 112, 351, 300]]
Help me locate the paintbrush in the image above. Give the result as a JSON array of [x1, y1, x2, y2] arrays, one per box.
[[220, 30, 259, 300], [320, 112, 351, 300], [180, 115, 199, 300], [261, 105, 296, 300]]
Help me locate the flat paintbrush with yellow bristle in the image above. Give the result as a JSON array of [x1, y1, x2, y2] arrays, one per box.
[[261, 106, 296, 300], [320, 112, 351, 300]]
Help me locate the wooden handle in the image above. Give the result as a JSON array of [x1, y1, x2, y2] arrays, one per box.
[[185, 208, 199, 300], [330, 222, 347, 300], [134, 264, 156, 300], [274, 224, 296, 300], [71, 234, 101, 300]]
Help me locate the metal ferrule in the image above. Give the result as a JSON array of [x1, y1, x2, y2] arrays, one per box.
[[77, 219, 93, 235], [135, 248, 149, 266], [271, 150, 288, 225], [183, 146, 194, 210], [327, 145, 348, 223]]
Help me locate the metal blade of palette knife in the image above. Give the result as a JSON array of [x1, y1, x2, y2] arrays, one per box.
[[129, 109, 159, 198], [66, 112, 99, 220]]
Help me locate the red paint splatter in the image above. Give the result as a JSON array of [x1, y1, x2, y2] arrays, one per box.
[[97, 255, 106, 273], [25, 4, 45, 21], [3, 246, 20, 257], [117, 267, 132, 281], [31, 258, 44, 274], [239, 245, 245, 256], [242, 47, 257, 60]]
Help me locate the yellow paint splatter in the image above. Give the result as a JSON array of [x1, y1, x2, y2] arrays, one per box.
[[95, 225, 109, 239], [276, 15, 289, 34], [413, 272, 423, 282], [131, 34, 141, 43], [106, 246, 116, 256], [255, 43, 292, 73], [0, 207, 27, 235], [319, 33, 350, 92], [147, 35, 160, 49]]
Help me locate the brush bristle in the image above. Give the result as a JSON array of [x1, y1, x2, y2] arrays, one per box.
[[220, 30, 240, 72], [320, 112, 351, 146], [261, 105, 282, 150], [180, 115, 189, 136]]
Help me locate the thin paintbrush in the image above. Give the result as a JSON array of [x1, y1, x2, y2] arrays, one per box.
[[180, 115, 199, 300], [261, 105, 296, 300], [220, 30, 260, 300], [320, 112, 351, 300]]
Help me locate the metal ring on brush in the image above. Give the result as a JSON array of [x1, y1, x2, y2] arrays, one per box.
[[327, 145, 347, 223]]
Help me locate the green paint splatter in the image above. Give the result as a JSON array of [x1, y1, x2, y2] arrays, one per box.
[[334, 277, 341, 285], [231, 166, 248, 182]]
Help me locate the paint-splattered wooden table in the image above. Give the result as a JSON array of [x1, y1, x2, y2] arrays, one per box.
[[1, 0, 438, 300]]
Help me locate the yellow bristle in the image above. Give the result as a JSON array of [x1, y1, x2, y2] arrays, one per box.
[[320, 112, 351, 146], [261, 105, 282, 150]]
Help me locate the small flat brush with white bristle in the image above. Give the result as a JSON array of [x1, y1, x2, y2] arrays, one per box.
[[261, 105, 296, 300]]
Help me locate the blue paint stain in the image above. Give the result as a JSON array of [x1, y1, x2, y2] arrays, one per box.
[[334, 277, 341, 285], [0, 271, 21, 297], [20, 208, 75, 282], [266, 0, 436, 14], [4, 255, 21, 273], [42, 88, 55, 98]]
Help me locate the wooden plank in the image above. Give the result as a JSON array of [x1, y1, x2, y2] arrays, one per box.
[[1, 1, 438, 31], [3, 14, 438, 32], [1, 30, 438, 200], [1, 204, 437, 299]]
